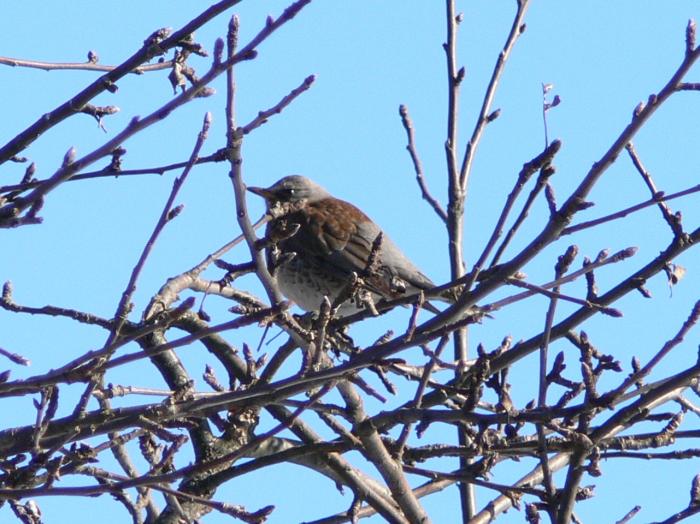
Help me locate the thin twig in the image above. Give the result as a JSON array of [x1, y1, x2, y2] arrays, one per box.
[[505, 278, 621, 317], [110, 113, 211, 357], [394, 337, 450, 458], [443, 2, 472, 517], [458, 0, 530, 188], [562, 182, 700, 235], [399, 104, 447, 222], [468, 139, 560, 288], [625, 141, 683, 235], [0, 149, 227, 194], [239, 74, 315, 135], [0, 283, 114, 330], [0, 55, 174, 73]]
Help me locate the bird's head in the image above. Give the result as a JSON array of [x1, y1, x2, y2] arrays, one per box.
[[247, 175, 330, 207]]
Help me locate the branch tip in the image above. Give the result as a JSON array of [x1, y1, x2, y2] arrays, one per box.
[[687, 19, 697, 56]]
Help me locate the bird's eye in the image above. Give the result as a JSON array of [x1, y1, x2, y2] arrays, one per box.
[[283, 188, 296, 196]]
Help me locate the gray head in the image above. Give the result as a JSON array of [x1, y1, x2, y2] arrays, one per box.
[[247, 175, 331, 206]]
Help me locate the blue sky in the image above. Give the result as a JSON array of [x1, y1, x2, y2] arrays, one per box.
[[2, 1, 700, 523]]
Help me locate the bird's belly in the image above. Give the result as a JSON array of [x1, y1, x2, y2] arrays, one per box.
[[274, 257, 363, 315]]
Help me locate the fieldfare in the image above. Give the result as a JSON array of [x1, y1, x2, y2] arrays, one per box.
[[248, 175, 454, 316]]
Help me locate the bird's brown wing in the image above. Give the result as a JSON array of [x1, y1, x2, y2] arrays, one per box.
[[292, 198, 374, 272], [290, 198, 436, 299], [282, 198, 392, 298]]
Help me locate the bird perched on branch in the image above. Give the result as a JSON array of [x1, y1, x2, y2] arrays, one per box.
[[248, 175, 458, 317]]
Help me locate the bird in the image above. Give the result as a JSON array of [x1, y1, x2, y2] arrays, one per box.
[[247, 175, 455, 316]]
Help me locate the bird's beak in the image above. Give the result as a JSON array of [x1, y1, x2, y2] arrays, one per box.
[[247, 185, 273, 200]]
